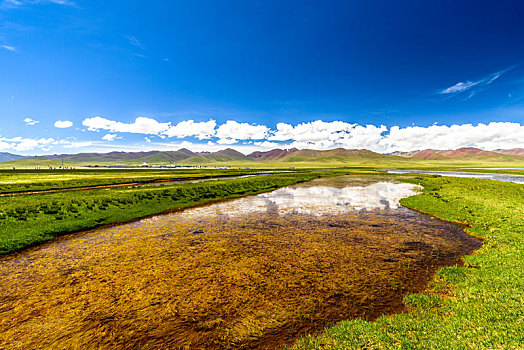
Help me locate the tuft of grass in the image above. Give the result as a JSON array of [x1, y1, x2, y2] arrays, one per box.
[[293, 176, 524, 349]]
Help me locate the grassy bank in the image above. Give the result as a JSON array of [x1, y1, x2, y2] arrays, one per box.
[[0, 171, 352, 256], [293, 175, 523, 349]]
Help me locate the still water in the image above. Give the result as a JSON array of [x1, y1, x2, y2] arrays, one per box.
[[388, 170, 524, 184], [0, 176, 480, 350]]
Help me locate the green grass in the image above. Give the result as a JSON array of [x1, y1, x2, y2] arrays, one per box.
[[293, 175, 524, 349], [0, 168, 258, 193], [0, 171, 359, 255]]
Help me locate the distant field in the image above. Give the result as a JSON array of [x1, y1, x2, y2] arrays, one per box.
[[0, 168, 256, 194]]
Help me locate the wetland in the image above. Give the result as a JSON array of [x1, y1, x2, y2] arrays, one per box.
[[0, 176, 481, 349]]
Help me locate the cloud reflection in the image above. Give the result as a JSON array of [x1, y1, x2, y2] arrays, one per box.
[[186, 182, 421, 217]]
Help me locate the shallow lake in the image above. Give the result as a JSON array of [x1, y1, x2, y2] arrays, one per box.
[[388, 170, 524, 184], [0, 176, 480, 349]]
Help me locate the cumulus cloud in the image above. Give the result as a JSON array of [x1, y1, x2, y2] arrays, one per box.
[[23, 118, 39, 125], [216, 138, 238, 145], [215, 120, 269, 141], [78, 115, 523, 153], [163, 119, 216, 139], [102, 134, 118, 142], [0, 136, 56, 152], [54, 120, 73, 128], [269, 120, 356, 142], [268, 120, 387, 150], [83, 116, 170, 135], [377, 122, 524, 152]]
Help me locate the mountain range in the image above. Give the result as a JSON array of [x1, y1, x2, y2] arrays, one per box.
[[1, 147, 523, 166], [0, 152, 25, 162]]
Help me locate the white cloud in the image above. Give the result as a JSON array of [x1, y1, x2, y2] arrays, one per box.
[[83, 116, 170, 135], [101, 134, 118, 142], [54, 120, 73, 128], [0, 44, 16, 52], [1, 0, 75, 7], [268, 120, 386, 150], [439, 66, 515, 96], [126, 35, 144, 49], [253, 141, 281, 149], [269, 120, 356, 142], [23, 117, 39, 125], [216, 120, 269, 141], [164, 119, 216, 139], [377, 122, 524, 152], [217, 138, 237, 145], [76, 115, 523, 154], [63, 141, 92, 149], [440, 81, 478, 94], [0, 136, 56, 152]]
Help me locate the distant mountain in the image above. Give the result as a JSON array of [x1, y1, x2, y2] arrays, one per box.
[[494, 148, 524, 156], [181, 148, 251, 164], [248, 148, 298, 160], [387, 150, 420, 157], [0, 152, 25, 162], [276, 148, 399, 163], [409, 147, 517, 160], [4, 146, 524, 167], [32, 149, 197, 164]]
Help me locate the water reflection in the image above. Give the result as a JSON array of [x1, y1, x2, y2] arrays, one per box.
[[189, 181, 421, 217], [388, 170, 524, 184]]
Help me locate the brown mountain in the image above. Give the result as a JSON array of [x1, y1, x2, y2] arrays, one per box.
[[277, 148, 394, 162], [248, 148, 298, 160], [495, 148, 524, 156], [410, 147, 503, 160]]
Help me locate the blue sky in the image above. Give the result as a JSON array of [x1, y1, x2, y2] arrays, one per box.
[[1, 0, 523, 155]]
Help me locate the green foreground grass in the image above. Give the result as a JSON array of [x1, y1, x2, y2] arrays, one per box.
[[0, 171, 356, 255], [293, 175, 524, 349]]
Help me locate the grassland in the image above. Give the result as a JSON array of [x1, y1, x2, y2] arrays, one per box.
[[0, 168, 257, 194], [0, 170, 356, 255], [293, 175, 524, 349]]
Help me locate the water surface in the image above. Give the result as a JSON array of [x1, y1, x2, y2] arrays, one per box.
[[0, 176, 480, 349], [388, 170, 524, 184]]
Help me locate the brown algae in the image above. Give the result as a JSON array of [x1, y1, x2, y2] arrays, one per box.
[[0, 176, 480, 349]]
